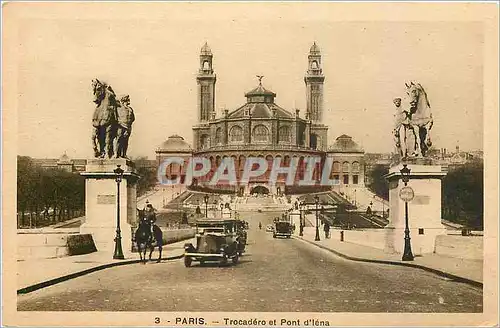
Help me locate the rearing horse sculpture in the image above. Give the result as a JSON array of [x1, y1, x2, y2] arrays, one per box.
[[91, 79, 118, 158]]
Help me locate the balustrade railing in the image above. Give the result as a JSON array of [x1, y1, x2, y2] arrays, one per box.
[[197, 144, 319, 152]]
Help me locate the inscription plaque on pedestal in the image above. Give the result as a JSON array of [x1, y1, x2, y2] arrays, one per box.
[[97, 194, 116, 204], [413, 195, 430, 205]]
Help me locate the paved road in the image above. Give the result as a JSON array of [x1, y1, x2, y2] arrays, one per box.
[[18, 211, 482, 312]]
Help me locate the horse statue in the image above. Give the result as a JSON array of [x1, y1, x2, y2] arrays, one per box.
[[91, 79, 118, 158], [394, 81, 434, 158], [135, 209, 163, 263]]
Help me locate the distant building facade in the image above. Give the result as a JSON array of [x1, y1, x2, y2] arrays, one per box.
[[32, 153, 87, 173], [156, 43, 367, 195], [327, 135, 365, 189], [31, 153, 156, 174]]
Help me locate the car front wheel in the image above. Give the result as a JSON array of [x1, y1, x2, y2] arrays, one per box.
[[232, 254, 239, 264]]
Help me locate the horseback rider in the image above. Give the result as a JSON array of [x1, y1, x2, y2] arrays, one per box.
[[143, 201, 157, 237]]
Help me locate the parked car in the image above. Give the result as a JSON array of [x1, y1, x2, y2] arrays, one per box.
[[184, 218, 242, 267]]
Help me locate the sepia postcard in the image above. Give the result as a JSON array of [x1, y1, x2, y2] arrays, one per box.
[[2, 2, 498, 327]]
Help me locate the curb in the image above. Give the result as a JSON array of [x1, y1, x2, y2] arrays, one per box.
[[294, 236, 483, 289], [17, 254, 184, 295]]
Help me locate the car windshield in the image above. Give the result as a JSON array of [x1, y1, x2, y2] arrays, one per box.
[[276, 222, 289, 230], [197, 234, 226, 253]]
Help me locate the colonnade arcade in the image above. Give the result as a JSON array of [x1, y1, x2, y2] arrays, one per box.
[[195, 152, 325, 193], [160, 153, 364, 195]]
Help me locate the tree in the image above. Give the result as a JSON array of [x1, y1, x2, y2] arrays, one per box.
[[17, 156, 37, 227], [366, 164, 390, 200], [442, 161, 483, 229], [17, 156, 85, 228], [132, 156, 158, 197]]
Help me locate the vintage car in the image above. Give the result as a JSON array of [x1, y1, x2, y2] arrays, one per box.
[[265, 224, 274, 232], [184, 218, 243, 267], [273, 219, 293, 238]]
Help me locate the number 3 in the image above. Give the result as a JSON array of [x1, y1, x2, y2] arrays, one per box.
[[155, 317, 160, 324]]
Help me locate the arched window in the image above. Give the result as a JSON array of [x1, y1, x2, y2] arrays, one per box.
[[311, 61, 318, 69], [253, 125, 269, 142], [215, 128, 222, 145], [342, 161, 350, 173], [229, 126, 243, 143], [332, 161, 341, 173], [278, 125, 291, 143], [200, 134, 210, 149], [265, 155, 273, 179], [352, 161, 360, 173], [284, 155, 290, 166], [203, 61, 210, 70]]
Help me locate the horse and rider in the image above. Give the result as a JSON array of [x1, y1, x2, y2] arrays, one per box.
[[135, 201, 163, 263], [91, 79, 135, 159], [393, 81, 433, 158]]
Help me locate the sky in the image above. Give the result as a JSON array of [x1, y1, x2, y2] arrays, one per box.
[[13, 3, 484, 160]]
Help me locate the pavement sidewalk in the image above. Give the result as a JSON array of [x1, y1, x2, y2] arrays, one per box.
[[17, 237, 193, 294], [295, 227, 483, 287]]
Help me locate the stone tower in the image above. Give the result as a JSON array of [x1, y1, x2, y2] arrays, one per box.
[[197, 42, 216, 122], [304, 42, 325, 123]]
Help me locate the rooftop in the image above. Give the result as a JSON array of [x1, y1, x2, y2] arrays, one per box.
[[227, 80, 295, 119], [328, 135, 364, 153], [309, 42, 320, 54], [158, 134, 192, 152], [200, 42, 212, 56], [57, 152, 72, 164]]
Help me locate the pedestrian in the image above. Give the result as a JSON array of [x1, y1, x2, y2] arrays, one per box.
[[324, 221, 330, 239]]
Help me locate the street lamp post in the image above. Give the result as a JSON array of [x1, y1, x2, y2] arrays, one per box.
[[113, 165, 125, 260], [314, 195, 320, 241], [400, 164, 414, 261], [204, 195, 209, 218]]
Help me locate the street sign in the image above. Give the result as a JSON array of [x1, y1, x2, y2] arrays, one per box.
[[399, 186, 415, 202]]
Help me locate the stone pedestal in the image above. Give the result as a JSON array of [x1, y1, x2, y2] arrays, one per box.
[[80, 159, 140, 257], [222, 208, 232, 219], [384, 160, 447, 255]]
